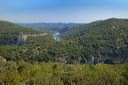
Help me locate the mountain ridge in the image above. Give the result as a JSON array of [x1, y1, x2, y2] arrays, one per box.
[[18, 23, 80, 32]]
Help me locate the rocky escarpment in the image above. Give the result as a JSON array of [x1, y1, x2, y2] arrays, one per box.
[[0, 32, 48, 45]]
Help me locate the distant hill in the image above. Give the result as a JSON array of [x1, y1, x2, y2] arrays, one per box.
[[0, 21, 43, 34], [61, 18, 128, 39], [18, 23, 80, 32]]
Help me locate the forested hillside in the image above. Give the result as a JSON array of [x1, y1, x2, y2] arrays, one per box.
[[61, 18, 128, 39], [0, 21, 50, 45], [61, 18, 128, 64], [0, 21, 42, 33], [0, 19, 128, 85], [1, 19, 128, 64]]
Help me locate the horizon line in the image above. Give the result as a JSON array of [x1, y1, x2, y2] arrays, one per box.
[[0, 17, 128, 24]]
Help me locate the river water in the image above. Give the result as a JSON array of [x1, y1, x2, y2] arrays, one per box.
[[53, 32, 60, 42]]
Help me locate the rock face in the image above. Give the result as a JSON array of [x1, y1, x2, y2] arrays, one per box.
[[16, 32, 48, 45], [53, 32, 60, 42], [26, 33, 47, 37], [0, 56, 6, 62], [0, 32, 48, 46], [17, 32, 28, 45]]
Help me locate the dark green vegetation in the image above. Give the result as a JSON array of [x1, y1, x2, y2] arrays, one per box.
[[0, 19, 128, 85], [62, 18, 128, 64], [1, 18, 128, 64], [1, 19, 128, 64], [0, 61, 128, 85]]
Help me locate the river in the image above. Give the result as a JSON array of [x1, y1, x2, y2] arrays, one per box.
[[53, 32, 60, 42]]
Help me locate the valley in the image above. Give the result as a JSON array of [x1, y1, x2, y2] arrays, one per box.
[[1, 18, 128, 64], [1, 0, 128, 84], [0, 18, 128, 85]]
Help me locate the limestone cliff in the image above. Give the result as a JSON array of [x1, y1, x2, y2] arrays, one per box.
[[17, 32, 28, 45]]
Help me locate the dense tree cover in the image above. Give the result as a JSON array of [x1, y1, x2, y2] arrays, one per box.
[[1, 19, 128, 64], [61, 18, 128, 40], [61, 18, 128, 64], [1, 19, 128, 84], [0, 61, 127, 85], [0, 39, 81, 64]]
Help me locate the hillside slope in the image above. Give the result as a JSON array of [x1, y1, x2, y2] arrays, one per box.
[[61, 18, 128, 64], [0, 21, 50, 45], [0, 21, 43, 34], [1, 19, 128, 64], [61, 18, 128, 39]]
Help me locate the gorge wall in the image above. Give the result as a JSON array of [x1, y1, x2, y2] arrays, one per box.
[[0, 32, 48, 45]]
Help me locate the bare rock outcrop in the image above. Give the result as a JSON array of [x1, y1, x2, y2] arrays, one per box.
[[17, 32, 28, 45]]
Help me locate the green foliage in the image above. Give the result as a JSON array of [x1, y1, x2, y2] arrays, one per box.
[[1, 19, 128, 64], [122, 63, 128, 85], [0, 61, 127, 85], [61, 18, 128, 64]]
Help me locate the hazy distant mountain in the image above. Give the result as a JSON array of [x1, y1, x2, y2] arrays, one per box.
[[18, 23, 80, 32]]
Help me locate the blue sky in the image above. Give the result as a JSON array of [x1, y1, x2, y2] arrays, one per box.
[[0, 0, 128, 23]]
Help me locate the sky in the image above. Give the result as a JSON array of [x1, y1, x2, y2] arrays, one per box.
[[0, 0, 128, 23]]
